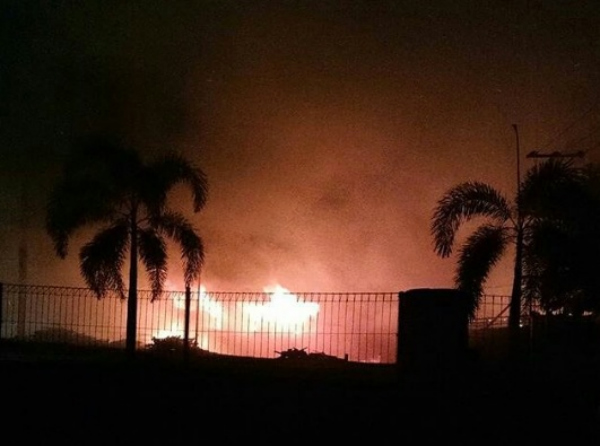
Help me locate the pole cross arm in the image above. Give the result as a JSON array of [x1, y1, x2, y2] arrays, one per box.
[[526, 150, 586, 158]]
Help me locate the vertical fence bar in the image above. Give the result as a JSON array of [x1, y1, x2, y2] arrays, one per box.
[[195, 285, 200, 346]]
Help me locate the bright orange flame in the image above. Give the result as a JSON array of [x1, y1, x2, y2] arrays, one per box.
[[244, 285, 320, 333], [198, 285, 223, 329], [151, 283, 320, 348]]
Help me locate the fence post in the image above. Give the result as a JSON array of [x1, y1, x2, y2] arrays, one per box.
[[396, 291, 401, 371], [195, 282, 201, 346], [0, 282, 3, 341], [183, 285, 191, 363], [17, 282, 26, 338]]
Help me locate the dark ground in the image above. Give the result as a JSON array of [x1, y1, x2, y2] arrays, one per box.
[[1, 347, 600, 445]]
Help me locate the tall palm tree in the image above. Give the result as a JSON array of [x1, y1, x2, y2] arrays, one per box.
[[46, 135, 208, 356], [431, 158, 586, 326], [521, 162, 600, 316]]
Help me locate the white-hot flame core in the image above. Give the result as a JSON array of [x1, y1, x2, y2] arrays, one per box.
[[153, 328, 184, 339], [198, 285, 224, 329], [244, 285, 320, 333]]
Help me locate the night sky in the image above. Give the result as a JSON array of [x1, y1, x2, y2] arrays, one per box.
[[2, 0, 600, 294]]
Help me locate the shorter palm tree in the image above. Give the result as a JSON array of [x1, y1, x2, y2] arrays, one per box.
[[46, 135, 208, 355], [431, 181, 516, 320]]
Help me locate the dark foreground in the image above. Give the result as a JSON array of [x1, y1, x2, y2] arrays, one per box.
[[2, 350, 600, 445]]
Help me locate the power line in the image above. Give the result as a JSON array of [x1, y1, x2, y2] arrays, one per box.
[[539, 95, 600, 152], [561, 125, 600, 151]]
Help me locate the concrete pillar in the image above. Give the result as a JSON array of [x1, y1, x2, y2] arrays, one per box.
[[397, 288, 469, 373]]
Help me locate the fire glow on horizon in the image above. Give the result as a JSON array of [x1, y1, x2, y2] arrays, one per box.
[[142, 280, 399, 363]]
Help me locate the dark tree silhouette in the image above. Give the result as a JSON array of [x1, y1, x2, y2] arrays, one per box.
[[522, 162, 600, 316], [431, 158, 594, 326], [46, 135, 208, 356]]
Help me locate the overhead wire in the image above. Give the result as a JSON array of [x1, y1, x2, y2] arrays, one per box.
[[538, 95, 600, 152]]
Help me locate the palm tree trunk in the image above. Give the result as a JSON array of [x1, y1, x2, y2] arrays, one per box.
[[509, 225, 524, 356], [183, 285, 191, 364], [126, 213, 138, 357]]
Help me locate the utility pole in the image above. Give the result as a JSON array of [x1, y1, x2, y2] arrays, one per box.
[[17, 166, 29, 338], [509, 125, 524, 340]]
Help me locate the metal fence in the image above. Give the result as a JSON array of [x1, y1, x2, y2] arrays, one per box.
[[0, 283, 519, 364]]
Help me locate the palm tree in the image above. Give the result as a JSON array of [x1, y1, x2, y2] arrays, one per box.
[[431, 158, 587, 327], [46, 135, 208, 356], [521, 162, 600, 316]]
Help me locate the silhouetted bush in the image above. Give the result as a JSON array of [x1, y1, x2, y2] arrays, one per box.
[[145, 336, 214, 357], [275, 347, 345, 363], [29, 328, 107, 346]]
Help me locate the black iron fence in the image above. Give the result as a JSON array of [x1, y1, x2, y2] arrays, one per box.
[[0, 283, 524, 364]]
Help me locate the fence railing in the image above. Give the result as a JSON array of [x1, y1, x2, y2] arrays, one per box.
[[0, 283, 521, 364]]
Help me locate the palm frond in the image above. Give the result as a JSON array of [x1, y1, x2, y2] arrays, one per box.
[[455, 224, 509, 319], [155, 211, 205, 286], [525, 217, 600, 313], [138, 228, 168, 301], [524, 218, 567, 257], [79, 221, 129, 299], [141, 152, 209, 216], [46, 179, 120, 257], [522, 219, 563, 307], [46, 136, 143, 257], [522, 255, 543, 306], [66, 134, 142, 190], [519, 158, 586, 219], [431, 182, 511, 257]]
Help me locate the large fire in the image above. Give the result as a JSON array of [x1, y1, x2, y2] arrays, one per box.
[[150, 284, 320, 355]]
